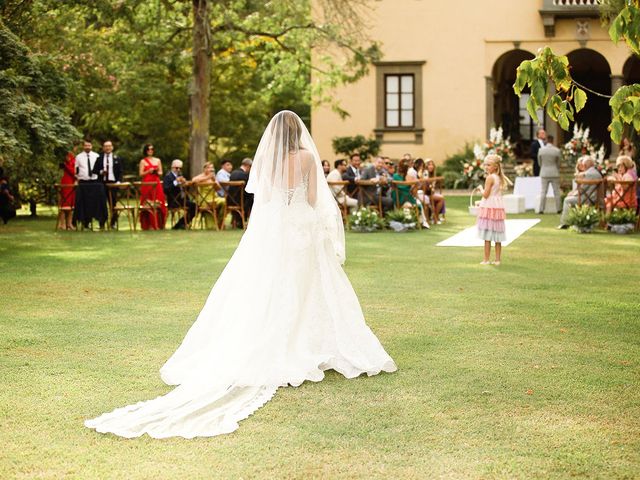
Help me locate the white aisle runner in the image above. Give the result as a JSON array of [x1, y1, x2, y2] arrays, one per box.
[[436, 219, 540, 247]]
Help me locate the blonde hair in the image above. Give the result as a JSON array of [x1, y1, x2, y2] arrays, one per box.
[[202, 161, 214, 172], [616, 155, 634, 171], [484, 154, 512, 189]]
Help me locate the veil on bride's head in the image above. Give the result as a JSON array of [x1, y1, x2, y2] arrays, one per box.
[[247, 110, 346, 264]]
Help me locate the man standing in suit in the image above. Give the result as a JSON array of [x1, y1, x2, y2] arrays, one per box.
[[75, 138, 107, 229], [537, 135, 562, 214], [529, 128, 546, 177], [229, 157, 253, 226], [93, 140, 124, 229], [342, 153, 362, 197], [163, 159, 195, 229], [558, 156, 603, 228], [360, 156, 393, 212]]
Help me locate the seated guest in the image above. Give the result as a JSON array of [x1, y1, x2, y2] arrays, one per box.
[[327, 159, 357, 212], [0, 176, 17, 224], [558, 156, 602, 229], [322, 160, 331, 177], [163, 159, 195, 229], [425, 158, 446, 222], [605, 155, 638, 214], [360, 156, 393, 212], [392, 159, 429, 228], [215, 159, 233, 197], [342, 153, 362, 197], [228, 157, 253, 226], [192, 162, 225, 229]]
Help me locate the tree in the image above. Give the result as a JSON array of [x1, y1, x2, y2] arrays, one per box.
[[514, 0, 640, 145], [0, 18, 79, 211]]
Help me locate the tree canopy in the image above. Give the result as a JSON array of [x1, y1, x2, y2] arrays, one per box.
[[0, 0, 378, 203]]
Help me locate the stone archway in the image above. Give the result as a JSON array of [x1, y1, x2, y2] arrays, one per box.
[[623, 55, 640, 84], [566, 49, 612, 153], [490, 49, 536, 158]]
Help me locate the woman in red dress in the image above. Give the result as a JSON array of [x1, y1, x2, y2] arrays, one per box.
[[58, 150, 77, 230], [138, 144, 167, 230]]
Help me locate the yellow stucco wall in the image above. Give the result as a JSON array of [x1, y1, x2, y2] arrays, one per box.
[[311, 0, 632, 163]]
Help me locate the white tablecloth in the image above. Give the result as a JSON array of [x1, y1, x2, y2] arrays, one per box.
[[513, 177, 555, 210]]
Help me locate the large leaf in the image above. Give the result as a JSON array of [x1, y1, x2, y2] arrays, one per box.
[[573, 87, 587, 112]]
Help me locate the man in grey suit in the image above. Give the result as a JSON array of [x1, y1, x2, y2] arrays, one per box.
[[360, 156, 393, 212], [558, 156, 603, 229], [537, 135, 562, 213]]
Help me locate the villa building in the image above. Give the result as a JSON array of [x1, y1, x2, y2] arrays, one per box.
[[311, 0, 637, 161]]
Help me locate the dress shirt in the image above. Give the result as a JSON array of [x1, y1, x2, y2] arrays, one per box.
[[216, 169, 231, 197], [103, 153, 116, 182], [76, 151, 99, 180]]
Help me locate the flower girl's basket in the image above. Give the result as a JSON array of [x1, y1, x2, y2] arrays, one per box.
[[468, 186, 483, 216]]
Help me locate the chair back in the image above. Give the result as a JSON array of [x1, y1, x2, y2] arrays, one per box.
[[54, 183, 75, 209], [355, 179, 383, 214], [606, 179, 638, 210], [106, 182, 136, 231], [327, 180, 350, 221], [219, 180, 247, 229], [575, 178, 605, 209]]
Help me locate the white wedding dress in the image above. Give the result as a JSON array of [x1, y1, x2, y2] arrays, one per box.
[[85, 111, 397, 438]]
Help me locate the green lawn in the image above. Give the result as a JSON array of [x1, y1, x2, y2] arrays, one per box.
[[1, 197, 638, 479]]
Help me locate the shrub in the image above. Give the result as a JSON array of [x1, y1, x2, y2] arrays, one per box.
[[606, 208, 638, 225], [348, 207, 385, 232], [567, 205, 600, 231]]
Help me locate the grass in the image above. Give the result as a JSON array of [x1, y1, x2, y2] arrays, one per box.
[[1, 197, 638, 479]]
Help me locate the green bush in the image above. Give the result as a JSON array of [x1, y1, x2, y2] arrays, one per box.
[[348, 207, 385, 232], [606, 208, 638, 225], [567, 205, 600, 230], [441, 143, 476, 189], [332, 135, 380, 160]]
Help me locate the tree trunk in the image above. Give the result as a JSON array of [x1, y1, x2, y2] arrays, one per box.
[[189, 0, 211, 176]]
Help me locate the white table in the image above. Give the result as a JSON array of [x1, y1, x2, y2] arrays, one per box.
[[513, 177, 555, 211]]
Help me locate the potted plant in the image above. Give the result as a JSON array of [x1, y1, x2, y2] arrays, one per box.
[[606, 208, 638, 234], [566, 205, 600, 233], [348, 207, 385, 232], [385, 208, 418, 232]]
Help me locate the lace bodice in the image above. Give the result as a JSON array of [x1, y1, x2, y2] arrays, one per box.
[[284, 172, 310, 205]]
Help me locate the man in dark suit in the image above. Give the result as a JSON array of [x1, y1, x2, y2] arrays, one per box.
[[529, 128, 546, 177], [93, 140, 124, 228], [228, 157, 253, 226], [342, 152, 362, 197], [163, 159, 195, 229]]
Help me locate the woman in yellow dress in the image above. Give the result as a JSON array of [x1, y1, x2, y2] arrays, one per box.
[[191, 162, 226, 229]]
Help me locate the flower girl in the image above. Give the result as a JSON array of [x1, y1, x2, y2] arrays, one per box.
[[477, 154, 511, 265]]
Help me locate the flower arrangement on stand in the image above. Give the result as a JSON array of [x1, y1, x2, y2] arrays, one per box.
[[348, 207, 385, 232], [606, 208, 638, 234], [460, 127, 515, 188], [385, 208, 418, 232], [514, 163, 534, 177], [566, 205, 600, 233], [562, 125, 608, 173]]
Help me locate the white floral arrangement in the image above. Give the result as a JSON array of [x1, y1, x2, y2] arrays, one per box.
[[462, 126, 515, 187], [514, 163, 534, 177], [562, 124, 608, 170], [348, 207, 385, 232]]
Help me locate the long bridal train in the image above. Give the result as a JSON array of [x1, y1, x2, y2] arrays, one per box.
[[85, 111, 396, 439]]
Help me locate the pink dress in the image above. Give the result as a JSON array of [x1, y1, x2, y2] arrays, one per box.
[[477, 173, 506, 242]]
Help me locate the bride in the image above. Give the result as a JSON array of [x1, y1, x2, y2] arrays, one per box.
[[85, 111, 397, 439]]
